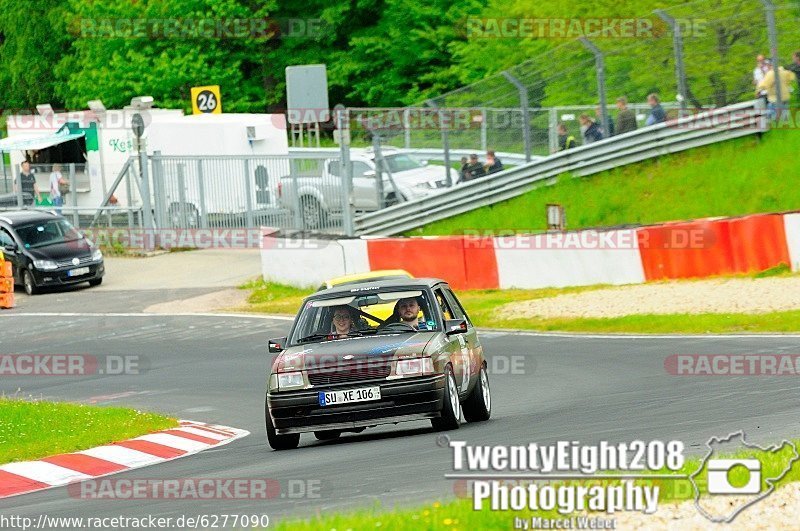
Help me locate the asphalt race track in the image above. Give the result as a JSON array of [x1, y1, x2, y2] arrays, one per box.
[[2, 309, 800, 525]]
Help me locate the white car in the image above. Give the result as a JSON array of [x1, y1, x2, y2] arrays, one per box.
[[278, 149, 459, 229]]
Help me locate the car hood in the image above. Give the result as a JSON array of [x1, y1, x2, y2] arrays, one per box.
[[276, 332, 436, 372], [24, 238, 93, 261], [388, 166, 454, 186]]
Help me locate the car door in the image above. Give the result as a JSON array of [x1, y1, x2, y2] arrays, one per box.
[[349, 160, 378, 211], [0, 227, 21, 283], [434, 287, 469, 393], [442, 287, 481, 390]]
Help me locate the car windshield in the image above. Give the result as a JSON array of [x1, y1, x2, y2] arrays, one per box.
[[384, 154, 423, 173], [289, 288, 439, 345], [15, 219, 83, 249]]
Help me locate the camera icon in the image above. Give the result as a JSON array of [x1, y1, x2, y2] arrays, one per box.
[[707, 459, 761, 494]]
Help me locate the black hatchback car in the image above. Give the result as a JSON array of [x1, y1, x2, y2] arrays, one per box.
[[0, 211, 105, 295], [265, 278, 492, 450]]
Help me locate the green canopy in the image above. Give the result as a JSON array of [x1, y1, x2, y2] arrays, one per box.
[[0, 125, 85, 152]]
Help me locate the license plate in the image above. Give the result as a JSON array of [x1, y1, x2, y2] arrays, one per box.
[[68, 267, 90, 277], [318, 386, 381, 407]]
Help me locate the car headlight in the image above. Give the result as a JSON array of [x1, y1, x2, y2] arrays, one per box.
[[32, 259, 58, 271], [277, 371, 304, 390], [396, 357, 433, 377], [91, 249, 103, 261]]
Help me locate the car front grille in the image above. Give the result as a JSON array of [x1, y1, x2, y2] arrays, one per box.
[[55, 255, 93, 268], [308, 362, 392, 386]]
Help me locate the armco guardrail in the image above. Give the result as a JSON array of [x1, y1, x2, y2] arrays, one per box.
[[288, 147, 534, 167], [353, 100, 768, 236]]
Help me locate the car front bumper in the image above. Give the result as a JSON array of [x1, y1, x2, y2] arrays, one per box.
[[31, 261, 105, 288], [268, 374, 446, 435]]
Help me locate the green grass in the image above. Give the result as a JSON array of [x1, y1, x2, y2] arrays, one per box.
[[275, 438, 800, 530], [238, 279, 314, 315], [407, 129, 800, 236], [0, 398, 177, 464]]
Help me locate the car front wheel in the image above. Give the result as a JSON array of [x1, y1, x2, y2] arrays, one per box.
[[23, 270, 39, 295], [432, 366, 461, 431], [462, 365, 491, 422], [265, 397, 300, 450]]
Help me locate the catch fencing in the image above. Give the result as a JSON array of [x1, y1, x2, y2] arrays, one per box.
[[354, 100, 768, 236]]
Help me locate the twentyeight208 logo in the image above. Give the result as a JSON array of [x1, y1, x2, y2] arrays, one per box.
[[441, 434, 798, 527]]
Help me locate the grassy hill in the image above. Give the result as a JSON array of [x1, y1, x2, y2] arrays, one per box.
[[407, 129, 800, 236]]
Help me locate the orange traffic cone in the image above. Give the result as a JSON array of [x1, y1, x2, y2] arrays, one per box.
[[0, 292, 14, 309], [0, 262, 11, 279]]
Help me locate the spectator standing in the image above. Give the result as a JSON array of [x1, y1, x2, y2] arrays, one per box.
[[595, 105, 614, 137], [645, 93, 667, 126], [49, 164, 67, 214], [786, 51, 800, 85], [614, 96, 638, 135], [757, 65, 795, 119], [753, 54, 769, 99], [485, 150, 504, 174], [14, 160, 40, 206], [465, 154, 485, 180], [556, 122, 577, 151], [458, 156, 469, 183], [579, 114, 603, 144]]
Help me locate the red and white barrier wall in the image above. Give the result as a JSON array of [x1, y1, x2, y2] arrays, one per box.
[[261, 211, 800, 290]]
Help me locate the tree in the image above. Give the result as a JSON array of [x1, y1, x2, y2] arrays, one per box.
[[54, 0, 274, 112]]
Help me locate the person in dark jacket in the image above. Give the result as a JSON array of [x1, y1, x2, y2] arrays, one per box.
[[595, 105, 614, 137], [557, 122, 577, 151], [579, 114, 603, 144], [614, 96, 638, 135], [464, 154, 485, 180], [485, 150, 504, 174], [458, 156, 470, 183], [645, 93, 667, 126]]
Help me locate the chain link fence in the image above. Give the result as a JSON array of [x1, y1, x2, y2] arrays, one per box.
[[362, 0, 799, 162]]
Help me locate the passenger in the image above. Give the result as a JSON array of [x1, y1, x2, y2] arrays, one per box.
[[331, 305, 358, 337]]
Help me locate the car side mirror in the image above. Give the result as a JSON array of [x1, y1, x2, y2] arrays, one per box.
[[444, 319, 468, 335], [268, 337, 287, 353], [3, 242, 17, 252], [363, 170, 376, 178]]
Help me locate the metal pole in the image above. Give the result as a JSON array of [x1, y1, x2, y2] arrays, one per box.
[[69, 164, 78, 227], [137, 140, 155, 250], [501, 71, 532, 162], [244, 159, 255, 228], [337, 108, 354, 236], [403, 108, 411, 149], [14, 163, 23, 208], [655, 10, 689, 116], [480, 108, 488, 152], [580, 37, 609, 139], [371, 134, 385, 208], [548, 108, 558, 153], [426, 99, 452, 187], [761, 0, 783, 117], [196, 159, 208, 229]]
